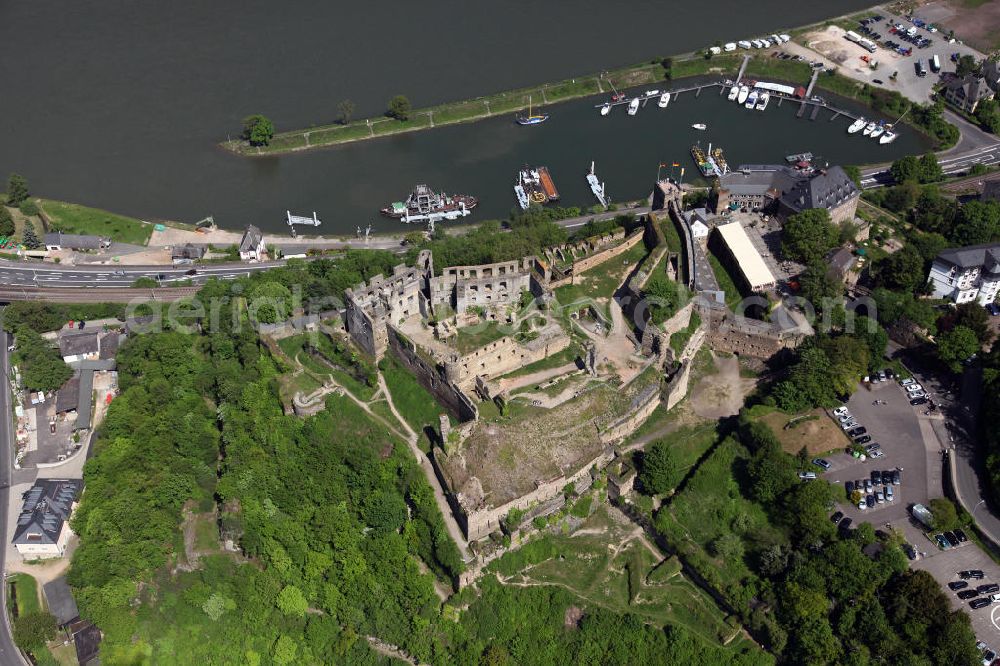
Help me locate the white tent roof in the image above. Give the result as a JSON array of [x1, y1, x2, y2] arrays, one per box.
[[715, 221, 776, 291]]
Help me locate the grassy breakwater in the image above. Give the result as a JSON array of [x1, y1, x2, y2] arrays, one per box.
[[222, 8, 955, 157]]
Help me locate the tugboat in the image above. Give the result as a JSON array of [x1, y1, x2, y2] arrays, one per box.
[[515, 95, 549, 125], [381, 185, 478, 224]]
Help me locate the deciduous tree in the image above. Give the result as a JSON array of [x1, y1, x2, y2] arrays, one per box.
[[782, 209, 839, 265], [639, 440, 680, 495], [386, 95, 412, 121], [6, 173, 28, 207], [242, 114, 275, 146]]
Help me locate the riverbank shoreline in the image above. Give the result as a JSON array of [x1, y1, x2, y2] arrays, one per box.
[[220, 6, 925, 158]]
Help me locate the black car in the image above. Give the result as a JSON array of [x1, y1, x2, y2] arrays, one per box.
[[185, 268, 198, 276], [903, 543, 917, 560], [958, 589, 980, 599], [977, 583, 1000, 594], [873, 78, 884, 84], [830, 511, 844, 524], [960, 570, 985, 579], [949, 581, 969, 591], [855, 435, 872, 445], [954, 529, 968, 543], [892, 470, 901, 485], [839, 517, 853, 531], [871, 470, 882, 485], [943, 532, 960, 547], [910, 396, 928, 406], [848, 427, 867, 437], [845, 481, 855, 495], [970, 598, 991, 609]]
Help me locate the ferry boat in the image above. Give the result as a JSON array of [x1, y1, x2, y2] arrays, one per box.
[[515, 96, 549, 126], [880, 129, 898, 144], [515, 166, 559, 208], [744, 89, 758, 110], [586, 161, 608, 208], [711, 145, 730, 175], [627, 98, 640, 116], [728, 85, 740, 101], [690, 143, 729, 178], [785, 152, 814, 163], [847, 117, 867, 134], [600, 103, 611, 116], [870, 123, 886, 140], [737, 85, 750, 104], [658, 92, 670, 108], [756, 92, 769, 111], [382, 185, 478, 223], [862, 121, 877, 136]]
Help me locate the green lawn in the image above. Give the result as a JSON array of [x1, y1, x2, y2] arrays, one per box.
[[10, 573, 40, 616], [554, 239, 648, 307], [193, 515, 219, 552], [453, 321, 511, 355], [706, 251, 743, 308], [379, 355, 446, 443], [39, 198, 152, 245]]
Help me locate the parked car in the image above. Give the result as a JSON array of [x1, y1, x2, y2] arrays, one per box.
[[866, 493, 876, 507], [864, 479, 873, 493], [944, 532, 960, 547], [910, 397, 928, 406], [845, 481, 855, 495], [869, 448, 885, 458], [987, 303, 1000, 316], [958, 589, 980, 599], [813, 458, 832, 470], [906, 383, 924, 393], [873, 78, 884, 84], [833, 406, 850, 416], [886, 485, 894, 501], [842, 420, 860, 430], [849, 427, 867, 437], [960, 570, 985, 579], [798, 471, 817, 480], [978, 583, 1000, 594], [971, 598, 991, 609], [901, 377, 916, 386], [872, 470, 882, 485], [950, 581, 970, 590], [858, 498, 868, 510], [982, 648, 996, 664], [936, 534, 952, 550], [839, 414, 854, 423], [855, 435, 872, 445], [830, 511, 844, 523], [876, 490, 885, 504], [892, 470, 901, 485], [903, 543, 917, 560], [955, 529, 968, 543], [909, 391, 927, 399], [839, 517, 853, 530]]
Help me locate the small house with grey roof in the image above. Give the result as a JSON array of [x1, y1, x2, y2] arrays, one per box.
[[12, 479, 82, 559], [239, 225, 266, 261], [928, 243, 1000, 306]]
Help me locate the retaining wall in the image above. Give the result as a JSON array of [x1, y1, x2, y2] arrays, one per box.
[[386, 326, 478, 422]]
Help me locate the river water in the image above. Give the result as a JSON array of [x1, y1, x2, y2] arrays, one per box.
[[0, 0, 917, 235]]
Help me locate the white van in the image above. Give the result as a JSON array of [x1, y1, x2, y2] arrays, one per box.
[[738, 40, 752, 49], [724, 42, 737, 52], [710, 46, 722, 55]]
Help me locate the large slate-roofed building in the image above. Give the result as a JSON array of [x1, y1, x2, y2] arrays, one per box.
[[927, 243, 1000, 306], [715, 164, 860, 225], [12, 479, 82, 559]]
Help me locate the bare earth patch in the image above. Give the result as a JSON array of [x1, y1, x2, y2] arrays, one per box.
[[922, 0, 1000, 53], [758, 408, 848, 456], [689, 353, 755, 420]]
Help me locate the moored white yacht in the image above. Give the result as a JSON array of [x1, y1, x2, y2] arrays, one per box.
[[847, 117, 866, 134], [728, 85, 739, 101], [756, 92, 769, 111], [600, 103, 611, 116], [627, 98, 640, 116], [737, 85, 750, 104], [862, 121, 877, 136], [870, 123, 885, 140], [658, 92, 670, 108], [880, 130, 898, 144], [744, 89, 758, 109]]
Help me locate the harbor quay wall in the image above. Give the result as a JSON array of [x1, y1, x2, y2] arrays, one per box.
[[386, 326, 478, 422]]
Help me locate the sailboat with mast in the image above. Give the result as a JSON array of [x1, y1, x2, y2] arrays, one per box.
[[516, 95, 549, 126]]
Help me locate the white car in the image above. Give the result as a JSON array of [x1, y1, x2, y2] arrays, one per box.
[[779, 34, 791, 42], [858, 499, 868, 510], [909, 390, 927, 399], [906, 383, 924, 393], [833, 406, 850, 416], [886, 486, 894, 501], [839, 414, 854, 423], [842, 421, 859, 430], [869, 449, 885, 459], [901, 377, 916, 386]]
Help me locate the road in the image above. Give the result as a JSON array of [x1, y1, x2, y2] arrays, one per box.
[[0, 323, 28, 666], [0, 259, 287, 288], [0, 286, 201, 304], [860, 111, 1000, 189]]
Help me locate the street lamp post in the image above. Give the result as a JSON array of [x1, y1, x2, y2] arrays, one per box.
[[973, 499, 987, 520]]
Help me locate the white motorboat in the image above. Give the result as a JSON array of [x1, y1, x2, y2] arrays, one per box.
[[514, 184, 529, 210], [870, 124, 885, 139], [728, 85, 739, 101], [737, 85, 750, 104], [847, 117, 866, 134], [645, 89, 660, 97], [586, 161, 608, 208], [600, 103, 611, 116], [744, 90, 758, 109], [691, 123, 707, 130], [658, 92, 670, 108], [756, 92, 769, 111], [879, 130, 898, 144], [862, 121, 877, 136], [627, 98, 640, 116]]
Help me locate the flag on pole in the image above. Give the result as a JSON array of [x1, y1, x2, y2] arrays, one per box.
[[680, 168, 685, 177], [659, 163, 667, 167], [671, 162, 680, 167]]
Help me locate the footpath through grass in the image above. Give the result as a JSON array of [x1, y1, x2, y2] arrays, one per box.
[[39, 199, 152, 245], [379, 355, 446, 445]]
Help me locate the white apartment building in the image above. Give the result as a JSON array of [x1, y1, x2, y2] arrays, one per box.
[[927, 243, 1000, 306]]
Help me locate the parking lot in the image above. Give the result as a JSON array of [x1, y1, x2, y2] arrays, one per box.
[[793, 9, 986, 107]]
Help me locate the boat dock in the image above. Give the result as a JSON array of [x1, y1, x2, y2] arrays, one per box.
[[735, 55, 751, 84]]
